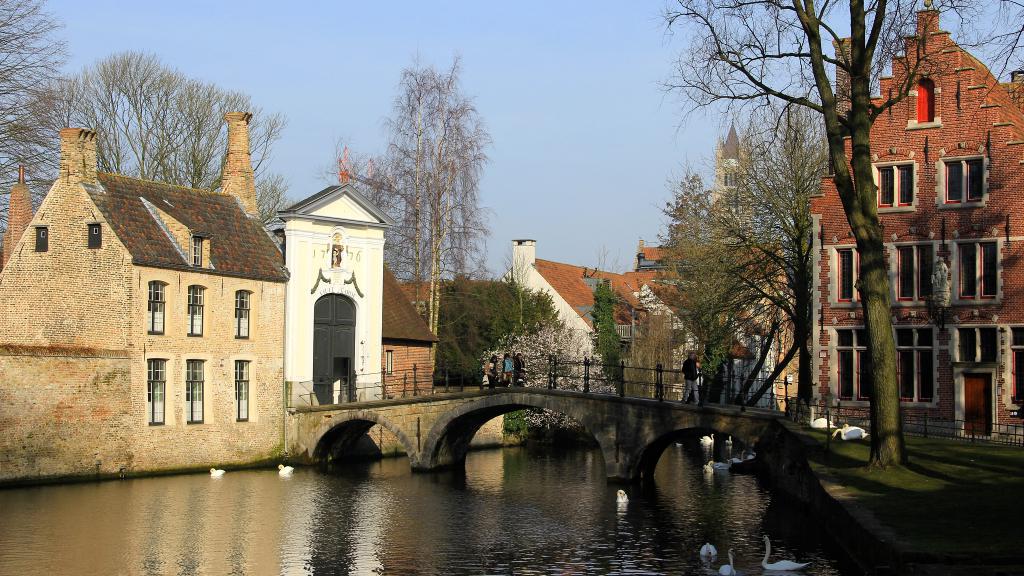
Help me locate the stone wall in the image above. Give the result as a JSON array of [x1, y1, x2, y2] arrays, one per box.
[[0, 346, 134, 483], [0, 344, 285, 485]]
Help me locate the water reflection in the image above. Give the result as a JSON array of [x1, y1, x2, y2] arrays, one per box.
[[0, 445, 856, 575]]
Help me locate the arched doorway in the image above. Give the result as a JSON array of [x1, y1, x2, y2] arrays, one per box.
[[313, 293, 356, 404]]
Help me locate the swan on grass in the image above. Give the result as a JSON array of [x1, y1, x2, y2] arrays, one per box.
[[718, 549, 736, 575], [762, 535, 810, 571], [209, 468, 225, 477], [699, 542, 717, 560], [616, 489, 628, 504], [278, 464, 294, 476], [831, 423, 869, 441], [810, 417, 835, 429]]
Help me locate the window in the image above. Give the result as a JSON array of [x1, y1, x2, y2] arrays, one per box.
[[147, 359, 166, 425], [187, 286, 204, 336], [958, 242, 998, 299], [1012, 328, 1024, 403], [944, 158, 985, 204], [896, 328, 934, 402], [837, 248, 858, 302], [917, 78, 935, 123], [185, 360, 204, 424], [836, 329, 872, 400], [385, 350, 394, 375], [877, 164, 914, 207], [723, 171, 737, 187], [235, 360, 249, 422], [959, 326, 998, 362], [147, 281, 165, 335], [896, 244, 934, 301], [191, 236, 203, 267], [34, 227, 47, 252], [87, 223, 101, 249], [235, 291, 250, 339]]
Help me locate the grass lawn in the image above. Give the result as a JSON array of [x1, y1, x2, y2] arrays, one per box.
[[803, 430, 1024, 558]]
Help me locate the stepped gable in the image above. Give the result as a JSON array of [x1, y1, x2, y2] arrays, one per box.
[[382, 268, 437, 342], [89, 173, 287, 282]]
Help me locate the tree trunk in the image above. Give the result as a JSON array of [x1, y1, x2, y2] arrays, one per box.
[[843, 86, 906, 467]]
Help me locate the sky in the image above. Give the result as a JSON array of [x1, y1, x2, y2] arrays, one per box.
[[49, 1, 724, 275]]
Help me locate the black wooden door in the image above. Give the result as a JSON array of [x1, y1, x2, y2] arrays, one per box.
[[313, 294, 356, 404]]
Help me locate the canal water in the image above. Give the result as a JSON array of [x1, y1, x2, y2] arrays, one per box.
[[0, 444, 857, 575]]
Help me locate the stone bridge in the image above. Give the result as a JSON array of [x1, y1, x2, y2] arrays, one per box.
[[285, 387, 785, 482]]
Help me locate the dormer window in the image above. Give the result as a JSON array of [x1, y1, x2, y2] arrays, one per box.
[[917, 78, 935, 123], [191, 235, 203, 267]]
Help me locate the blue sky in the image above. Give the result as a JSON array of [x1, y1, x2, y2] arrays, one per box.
[[50, 1, 723, 275]]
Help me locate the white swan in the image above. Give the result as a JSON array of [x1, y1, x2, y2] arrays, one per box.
[[699, 542, 718, 559], [724, 435, 733, 447], [699, 435, 714, 447], [762, 535, 810, 571], [616, 489, 628, 504], [810, 417, 834, 429], [278, 464, 294, 476], [718, 549, 736, 575], [831, 423, 869, 441], [209, 468, 225, 477], [703, 460, 714, 474]]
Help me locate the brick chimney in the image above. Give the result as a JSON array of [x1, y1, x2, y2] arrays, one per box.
[[2, 166, 34, 269], [916, 8, 939, 37], [59, 128, 98, 185], [222, 112, 258, 217], [833, 38, 852, 117]]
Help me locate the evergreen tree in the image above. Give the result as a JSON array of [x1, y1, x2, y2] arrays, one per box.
[[591, 281, 621, 368]]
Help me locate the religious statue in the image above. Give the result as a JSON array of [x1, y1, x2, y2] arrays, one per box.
[[330, 233, 344, 269], [932, 258, 950, 307]]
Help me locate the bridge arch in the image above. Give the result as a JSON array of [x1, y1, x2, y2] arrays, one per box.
[[416, 391, 611, 474], [626, 412, 773, 481], [310, 409, 417, 465]]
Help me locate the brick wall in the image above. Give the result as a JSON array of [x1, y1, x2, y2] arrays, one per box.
[[811, 10, 1024, 426], [381, 339, 433, 398]]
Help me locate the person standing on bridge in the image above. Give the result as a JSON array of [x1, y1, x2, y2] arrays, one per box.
[[513, 353, 526, 386], [682, 352, 701, 404], [502, 353, 514, 386]]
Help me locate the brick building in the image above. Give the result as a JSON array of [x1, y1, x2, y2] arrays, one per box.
[[811, 9, 1024, 434], [0, 114, 288, 483], [381, 268, 437, 397]]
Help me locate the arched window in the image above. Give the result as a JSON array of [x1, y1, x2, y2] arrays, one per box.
[[187, 285, 204, 336], [917, 78, 935, 123]]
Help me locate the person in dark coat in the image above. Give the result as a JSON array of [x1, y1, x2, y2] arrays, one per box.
[[682, 352, 701, 404], [513, 353, 526, 386]]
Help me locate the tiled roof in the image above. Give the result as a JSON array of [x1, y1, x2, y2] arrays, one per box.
[[89, 173, 288, 282], [639, 246, 665, 262], [382, 268, 437, 342], [534, 259, 642, 326]]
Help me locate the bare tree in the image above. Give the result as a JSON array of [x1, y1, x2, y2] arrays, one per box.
[[33, 51, 288, 222], [379, 56, 491, 361], [0, 0, 65, 233], [714, 106, 825, 407]]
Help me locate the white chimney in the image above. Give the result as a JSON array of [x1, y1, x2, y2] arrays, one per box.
[[511, 239, 536, 282]]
